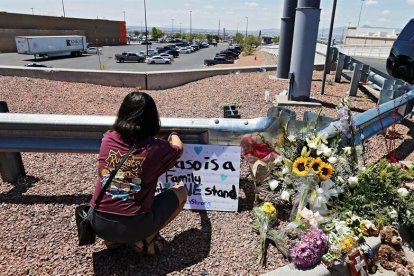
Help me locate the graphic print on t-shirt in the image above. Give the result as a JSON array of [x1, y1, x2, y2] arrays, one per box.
[[101, 149, 146, 200]]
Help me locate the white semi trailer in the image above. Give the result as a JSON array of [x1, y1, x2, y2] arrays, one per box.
[[15, 35, 87, 58]]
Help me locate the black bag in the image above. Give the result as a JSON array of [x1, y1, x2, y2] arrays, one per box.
[[75, 145, 135, 246], [75, 204, 96, 246]]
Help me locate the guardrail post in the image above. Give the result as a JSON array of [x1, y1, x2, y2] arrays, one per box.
[[379, 80, 396, 104], [360, 64, 370, 84], [335, 54, 345, 83], [0, 102, 26, 184], [343, 55, 352, 69], [348, 63, 362, 96]]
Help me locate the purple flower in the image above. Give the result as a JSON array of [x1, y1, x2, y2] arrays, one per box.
[[290, 227, 328, 269]]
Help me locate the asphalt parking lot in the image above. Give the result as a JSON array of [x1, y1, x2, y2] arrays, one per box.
[[0, 43, 228, 72]]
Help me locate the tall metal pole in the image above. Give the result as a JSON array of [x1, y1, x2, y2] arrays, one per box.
[[61, 0, 66, 17], [190, 11, 192, 42], [31, 8, 34, 15], [171, 19, 174, 34], [321, 0, 338, 95], [277, 0, 298, 79], [357, 0, 365, 27], [144, 0, 148, 56], [180, 22, 182, 35], [245, 17, 248, 38], [236, 22, 239, 33], [218, 19, 220, 42], [123, 11, 126, 22], [289, 0, 321, 101]]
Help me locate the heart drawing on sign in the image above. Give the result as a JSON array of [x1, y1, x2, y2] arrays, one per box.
[[194, 146, 203, 155], [220, 174, 228, 181]]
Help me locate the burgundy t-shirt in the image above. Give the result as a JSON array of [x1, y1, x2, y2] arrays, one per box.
[[90, 130, 180, 216]]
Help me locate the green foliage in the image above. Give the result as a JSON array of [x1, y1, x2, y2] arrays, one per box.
[[333, 159, 414, 228], [243, 35, 261, 56], [151, 27, 164, 40], [273, 35, 280, 44], [233, 32, 244, 43], [133, 30, 141, 36]]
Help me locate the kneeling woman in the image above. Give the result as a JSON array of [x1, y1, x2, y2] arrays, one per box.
[[88, 91, 187, 255]]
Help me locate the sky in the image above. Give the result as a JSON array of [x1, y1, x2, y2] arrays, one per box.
[[1, 0, 413, 31]]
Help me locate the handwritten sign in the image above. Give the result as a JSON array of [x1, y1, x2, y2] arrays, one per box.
[[157, 144, 241, 211]]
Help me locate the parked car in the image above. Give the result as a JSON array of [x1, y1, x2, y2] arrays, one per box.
[[179, 47, 192, 54], [201, 42, 209, 48], [386, 19, 414, 84], [146, 56, 171, 64], [141, 40, 152, 45], [114, 52, 146, 63], [139, 49, 158, 56], [85, 47, 102, 54], [166, 49, 179, 58], [158, 53, 174, 61], [190, 45, 200, 51], [204, 57, 234, 66], [24, 63, 52, 68]]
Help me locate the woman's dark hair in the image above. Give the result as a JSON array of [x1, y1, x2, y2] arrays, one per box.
[[113, 92, 160, 143]]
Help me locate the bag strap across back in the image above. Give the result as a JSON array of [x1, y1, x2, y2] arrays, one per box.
[[94, 145, 135, 207]]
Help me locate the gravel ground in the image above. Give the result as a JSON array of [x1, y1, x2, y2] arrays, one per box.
[[0, 71, 413, 275]]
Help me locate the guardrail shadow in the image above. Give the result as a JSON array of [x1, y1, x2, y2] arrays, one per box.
[[92, 211, 212, 275], [0, 175, 92, 205]]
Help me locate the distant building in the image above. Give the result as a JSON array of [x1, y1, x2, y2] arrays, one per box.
[[262, 36, 274, 45], [0, 12, 127, 53], [343, 26, 399, 46]]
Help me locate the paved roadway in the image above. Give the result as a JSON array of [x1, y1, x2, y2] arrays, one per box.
[[351, 56, 388, 75], [0, 43, 228, 72]]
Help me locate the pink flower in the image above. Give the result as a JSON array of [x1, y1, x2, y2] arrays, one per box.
[[290, 228, 328, 269]]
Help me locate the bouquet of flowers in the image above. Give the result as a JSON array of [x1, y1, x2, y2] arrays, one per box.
[[252, 202, 278, 265]]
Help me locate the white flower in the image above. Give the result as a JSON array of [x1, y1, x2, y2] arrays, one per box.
[[361, 219, 376, 230], [319, 132, 329, 144], [282, 166, 290, 175], [301, 146, 310, 157], [268, 179, 280, 191], [343, 147, 352, 155], [273, 156, 283, 165], [335, 220, 351, 236], [337, 176, 344, 184], [323, 147, 333, 157], [328, 156, 337, 164], [280, 190, 291, 201], [388, 209, 398, 219], [407, 210, 412, 217], [299, 207, 323, 227], [348, 176, 359, 188], [316, 143, 328, 156], [398, 188, 409, 198], [287, 135, 296, 142]]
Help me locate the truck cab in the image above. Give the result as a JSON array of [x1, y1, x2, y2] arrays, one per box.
[[386, 19, 414, 84]]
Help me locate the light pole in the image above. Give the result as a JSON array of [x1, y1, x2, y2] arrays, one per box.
[[237, 22, 239, 33], [189, 11, 192, 42], [171, 19, 174, 35], [245, 17, 248, 38], [61, 0, 66, 17], [179, 22, 182, 35], [357, 0, 365, 27], [30, 8, 34, 15], [122, 11, 126, 22], [144, 0, 148, 56]]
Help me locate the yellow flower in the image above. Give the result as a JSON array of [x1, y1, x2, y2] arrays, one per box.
[[339, 236, 359, 253], [293, 157, 309, 176], [309, 158, 323, 174], [261, 202, 277, 217], [319, 162, 333, 181]]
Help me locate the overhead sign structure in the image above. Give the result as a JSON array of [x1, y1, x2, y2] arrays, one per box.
[[157, 144, 241, 212]]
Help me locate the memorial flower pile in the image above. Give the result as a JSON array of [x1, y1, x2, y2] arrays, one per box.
[[241, 97, 414, 268]]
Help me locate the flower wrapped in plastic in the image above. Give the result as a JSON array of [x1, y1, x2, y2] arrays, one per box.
[[252, 202, 278, 265], [290, 227, 328, 269], [241, 134, 280, 182]]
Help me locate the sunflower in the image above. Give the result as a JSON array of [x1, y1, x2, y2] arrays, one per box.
[[293, 157, 309, 176], [319, 162, 333, 181], [309, 158, 323, 174]]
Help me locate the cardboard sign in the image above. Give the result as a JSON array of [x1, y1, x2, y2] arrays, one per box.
[[157, 144, 241, 211]]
